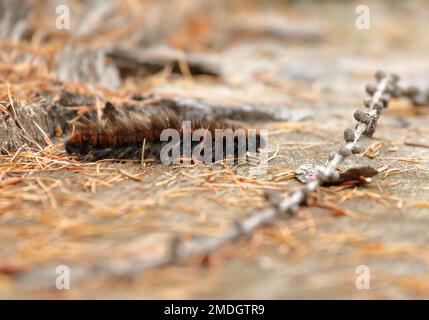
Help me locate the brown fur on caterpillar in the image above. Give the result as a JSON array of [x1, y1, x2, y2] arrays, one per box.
[[65, 102, 265, 162]]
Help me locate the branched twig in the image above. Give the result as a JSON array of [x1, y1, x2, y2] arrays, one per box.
[[99, 71, 400, 278], [264, 71, 400, 215]]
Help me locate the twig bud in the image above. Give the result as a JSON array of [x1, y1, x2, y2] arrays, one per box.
[[344, 128, 355, 142], [375, 70, 386, 81], [365, 84, 377, 95], [354, 110, 373, 124]]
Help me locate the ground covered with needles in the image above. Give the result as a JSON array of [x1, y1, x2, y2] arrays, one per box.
[[1, 0, 429, 299]]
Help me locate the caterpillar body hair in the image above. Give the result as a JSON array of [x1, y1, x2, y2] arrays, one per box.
[[65, 102, 265, 162]]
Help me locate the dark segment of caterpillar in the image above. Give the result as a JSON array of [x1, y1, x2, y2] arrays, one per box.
[[65, 102, 265, 162]]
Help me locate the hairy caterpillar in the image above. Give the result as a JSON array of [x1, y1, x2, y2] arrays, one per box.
[[65, 102, 265, 162]]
